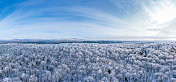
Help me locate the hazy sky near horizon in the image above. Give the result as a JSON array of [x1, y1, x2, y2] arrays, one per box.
[[0, 0, 176, 40]]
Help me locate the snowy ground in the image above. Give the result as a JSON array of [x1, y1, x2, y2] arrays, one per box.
[[0, 42, 176, 82]]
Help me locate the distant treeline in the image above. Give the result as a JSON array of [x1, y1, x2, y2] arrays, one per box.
[[0, 40, 155, 44]]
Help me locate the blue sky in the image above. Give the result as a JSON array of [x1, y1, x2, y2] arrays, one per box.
[[0, 0, 176, 40]]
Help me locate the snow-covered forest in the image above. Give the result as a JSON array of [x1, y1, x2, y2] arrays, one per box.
[[0, 42, 176, 82]]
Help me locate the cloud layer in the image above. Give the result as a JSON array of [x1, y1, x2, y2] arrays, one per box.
[[0, 0, 176, 40]]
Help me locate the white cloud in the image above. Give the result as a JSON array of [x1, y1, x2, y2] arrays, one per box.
[[145, 0, 176, 24], [0, 0, 176, 40]]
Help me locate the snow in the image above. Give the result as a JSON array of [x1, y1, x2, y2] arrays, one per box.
[[0, 42, 176, 82]]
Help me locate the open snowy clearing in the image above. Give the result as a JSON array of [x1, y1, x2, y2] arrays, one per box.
[[0, 42, 176, 82]]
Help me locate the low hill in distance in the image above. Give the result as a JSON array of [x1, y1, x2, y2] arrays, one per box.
[[0, 39, 155, 44]]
